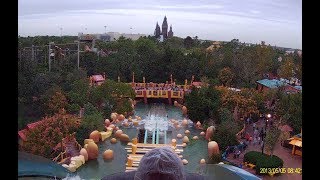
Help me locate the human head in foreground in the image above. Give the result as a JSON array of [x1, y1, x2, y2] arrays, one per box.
[[134, 147, 186, 180]]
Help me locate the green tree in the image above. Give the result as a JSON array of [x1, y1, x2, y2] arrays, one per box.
[[213, 120, 241, 151], [275, 93, 302, 134], [185, 86, 221, 124], [183, 36, 194, 49], [75, 103, 104, 146], [218, 67, 234, 86], [45, 87, 68, 115], [278, 58, 295, 79], [264, 127, 280, 156], [219, 108, 233, 124]]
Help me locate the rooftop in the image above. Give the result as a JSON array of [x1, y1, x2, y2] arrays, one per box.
[[92, 75, 105, 82], [256, 79, 286, 88]]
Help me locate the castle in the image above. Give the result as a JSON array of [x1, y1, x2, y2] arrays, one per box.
[[154, 16, 173, 40]]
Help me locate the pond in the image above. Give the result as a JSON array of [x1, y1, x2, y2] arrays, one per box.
[[73, 102, 209, 179]]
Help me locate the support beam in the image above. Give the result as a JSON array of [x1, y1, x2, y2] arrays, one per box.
[[152, 129, 156, 144], [144, 130, 148, 144], [156, 129, 159, 144]]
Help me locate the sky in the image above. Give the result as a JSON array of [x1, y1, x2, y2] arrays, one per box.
[[18, 0, 301, 49]]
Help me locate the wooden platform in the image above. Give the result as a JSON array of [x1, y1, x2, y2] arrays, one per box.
[[125, 143, 184, 171], [127, 143, 183, 147]]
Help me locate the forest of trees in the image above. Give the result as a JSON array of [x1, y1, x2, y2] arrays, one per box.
[[18, 35, 302, 134]]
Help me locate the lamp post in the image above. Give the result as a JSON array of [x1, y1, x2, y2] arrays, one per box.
[[266, 113, 271, 129], [262, 113, 271, 154]]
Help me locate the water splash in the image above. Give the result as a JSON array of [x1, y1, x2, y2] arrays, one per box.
[[62, 174, 84, 180]]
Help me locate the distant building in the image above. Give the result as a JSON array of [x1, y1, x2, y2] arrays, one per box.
[[256, 79, 286, 92], [154, 16, 174, 40], [168, 25, 174, 38], [162, 16, 168, 39], [78, 32, 148, 42], [90, 74, 106, 86], [285, 49, 295, 55], [256, 79, 302, 94], [154, 22, 161, 38]]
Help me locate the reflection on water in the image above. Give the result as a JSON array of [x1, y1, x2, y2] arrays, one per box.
[[74, 102, 208, 179]]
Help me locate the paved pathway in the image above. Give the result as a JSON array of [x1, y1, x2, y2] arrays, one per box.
[[226, 119, 302, 180]]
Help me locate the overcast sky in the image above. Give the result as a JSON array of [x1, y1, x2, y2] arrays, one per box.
[[18, 0, 301, 49]]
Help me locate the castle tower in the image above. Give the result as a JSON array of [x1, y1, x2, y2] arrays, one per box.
[[162, 16, 168, 39], [154, 22, 161, 38], [168, 25, 173, 38]]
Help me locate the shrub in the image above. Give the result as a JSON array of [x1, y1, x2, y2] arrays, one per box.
[[243, 151, 283, 175], [212, 121, 241, 151]]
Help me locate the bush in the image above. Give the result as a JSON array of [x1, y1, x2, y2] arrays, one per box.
[[212, 121, 241, 151], [243, 151, 284, 175]]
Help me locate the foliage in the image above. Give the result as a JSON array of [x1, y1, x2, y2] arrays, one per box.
[[88, 80, 135, 117], [75, 103, 104, 145], [45, 86, 68, 115], [183, 36, 194, 49], [184, 86, 221, 124], [218, 108, 233, 124], [216, 86, 259, 120], [21, 112, 79, 158], [212, 121, 241, 151], [18, 36, 301, 138], [264, 127, 281, 156], [243, 151, 283, 175], [67, 78, 90, 108], [278, 57, 295, 79], [279, 131, 290, 145], [218, 67, 234, 86], [275, 93, 302, 134]]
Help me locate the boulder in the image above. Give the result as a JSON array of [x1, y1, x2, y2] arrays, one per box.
[[182, 106, 187, 115], [118, 114, 125, 121], [208, 141, 220, 158], [115, 130, 123, 138], [120, 134, 130, 142], [104, 119, 111, 127], [193, 136, 199, 140], [103, 149, 114, 160], [110, 113, 117, 121], [205, 126, 215, 141], [184, 130, 190, 135], [182, 119, 188, 127], [110, 138, 117, 144], [200, 159, 206, 164], [87, 142, 99, 160], [183, 136, 189, 143], [80, 148, 88, 162], [182, 159, 188, 165], [84, 139, 94, 145], [89, 130, 100, 143], [182, 143, 187, 148]]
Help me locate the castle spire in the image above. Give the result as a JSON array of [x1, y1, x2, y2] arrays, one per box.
[[154, 21, 161, 38], [168, 24, 173, 38], [162, 16, 168, 39]]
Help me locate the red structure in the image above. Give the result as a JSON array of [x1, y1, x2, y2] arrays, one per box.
[[90, 74, 106, 86]]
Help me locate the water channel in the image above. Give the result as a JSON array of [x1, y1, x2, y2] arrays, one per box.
[[74, 102, 208, 179]]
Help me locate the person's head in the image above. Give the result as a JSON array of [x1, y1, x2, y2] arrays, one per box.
[[134, 147, 186, 180]]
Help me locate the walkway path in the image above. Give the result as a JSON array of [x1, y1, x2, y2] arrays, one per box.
[[227, 119, 302, 180]]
